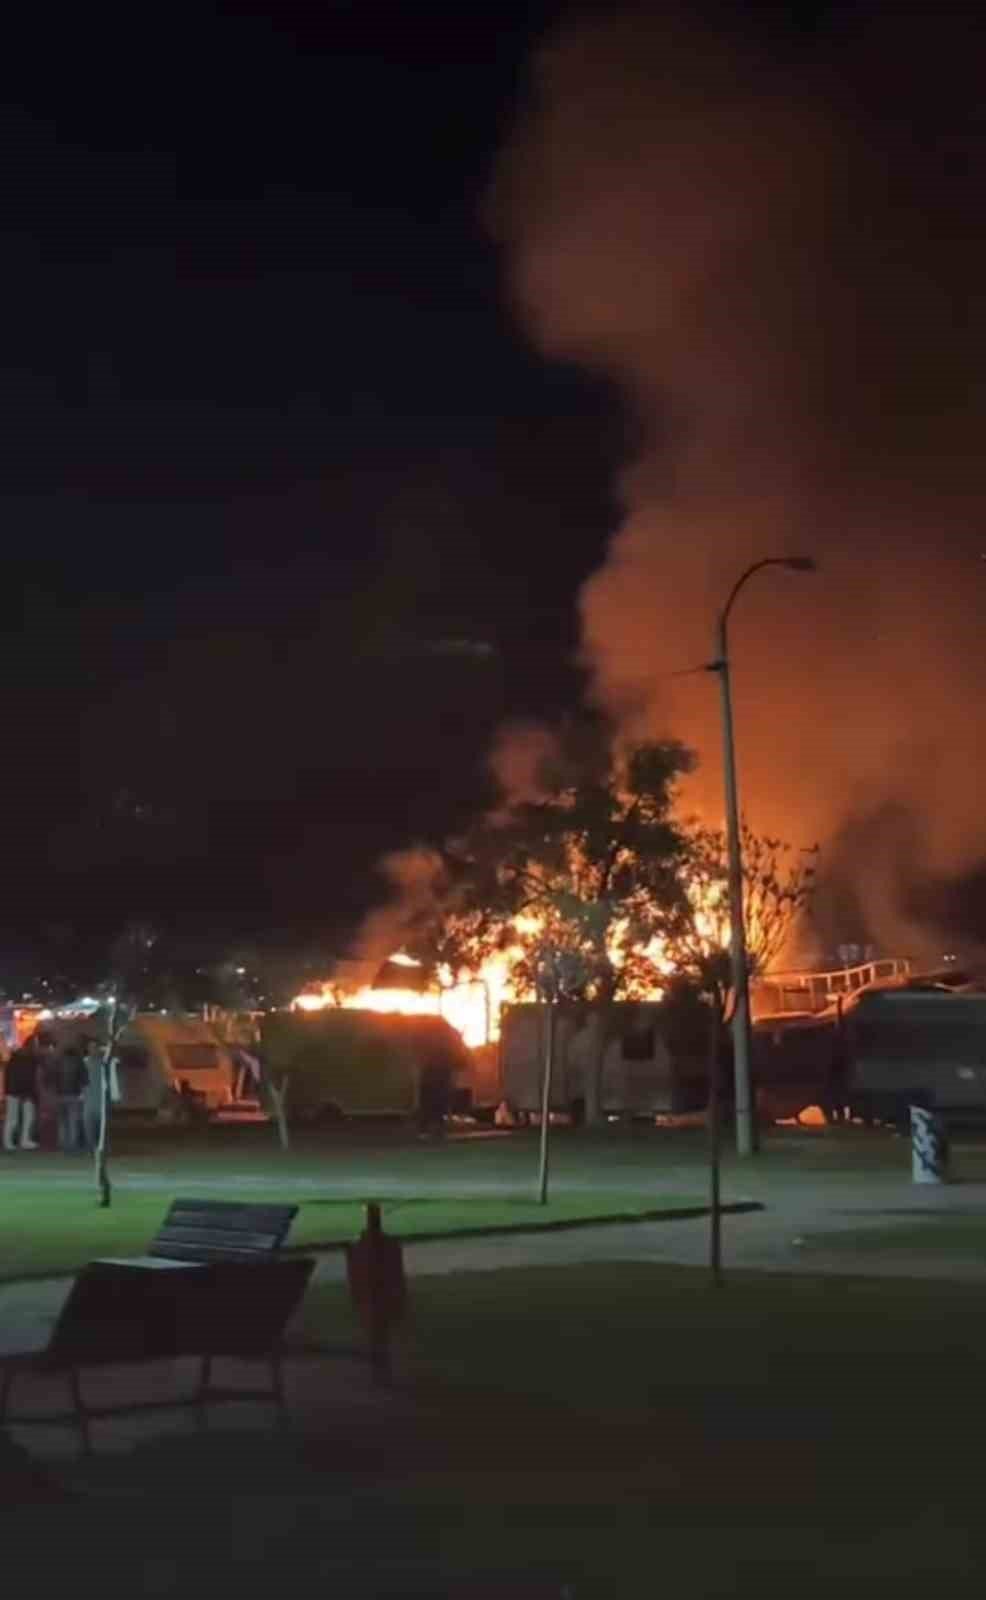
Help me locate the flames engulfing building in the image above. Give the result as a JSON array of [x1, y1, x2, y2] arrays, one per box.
[[293, 951, 515, 1051]]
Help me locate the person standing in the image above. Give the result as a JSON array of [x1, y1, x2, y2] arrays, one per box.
[[2, 1031, 56, 1151], [53, 1043, 88, 1153]]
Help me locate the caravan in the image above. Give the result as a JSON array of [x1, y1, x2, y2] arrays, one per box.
[[43, 1013, 236, 1117], [845, 989, 986, 1125], [494, 999, 709, 1122], [116, 1015, 237, 1114], [259, 1008, 472, 1122]]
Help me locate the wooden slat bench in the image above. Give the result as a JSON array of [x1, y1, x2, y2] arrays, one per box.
[[145, 1197, 300, 1263], [0, 1199, 315, 1454]]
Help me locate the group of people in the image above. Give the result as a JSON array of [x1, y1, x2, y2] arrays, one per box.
[[2, 1030, 107, 1154]]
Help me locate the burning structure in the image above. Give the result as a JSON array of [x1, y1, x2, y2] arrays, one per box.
[[292, 947, 529, 1051], [292, 760, 815, 1064], [290, 863, 790, 1054]]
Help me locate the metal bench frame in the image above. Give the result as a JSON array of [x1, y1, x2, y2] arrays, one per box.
[[1, 1199, 314, 1454]]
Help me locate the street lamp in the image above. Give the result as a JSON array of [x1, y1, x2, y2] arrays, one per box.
[[709, 556, 817, 1157]]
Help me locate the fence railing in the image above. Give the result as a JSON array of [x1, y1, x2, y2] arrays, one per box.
[[752, 958, 912, 1017]]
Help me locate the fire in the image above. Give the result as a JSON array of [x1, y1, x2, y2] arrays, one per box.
[[291, 921, 542, 1050], [287, 810, 803, 1058], [292, 978, 482, 1041], [288, 890, 730, 1048], [290, 870, 744, 1051]]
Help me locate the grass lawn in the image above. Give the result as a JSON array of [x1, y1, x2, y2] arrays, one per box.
[[0, 1128, 725, 1279], [62, 1262, 986, 1595], [802, 1214, 986, 1257], [280, 1262, 986, 1596], [0, 1183, 713, 1280]]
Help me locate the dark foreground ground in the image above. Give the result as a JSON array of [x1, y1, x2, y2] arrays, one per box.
[[7, 1260, 986, 1597]]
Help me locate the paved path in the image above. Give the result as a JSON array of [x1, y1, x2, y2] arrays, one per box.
[[358, 1160, 986, 1282]]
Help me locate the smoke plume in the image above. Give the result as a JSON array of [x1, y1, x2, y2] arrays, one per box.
[[489, 4, 986, 958], [346, 848, 445, 969], [487, 719, 560, 809]]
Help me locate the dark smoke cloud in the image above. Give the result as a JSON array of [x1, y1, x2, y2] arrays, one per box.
[[489, 4, 986, 958], [347, 848, 445, 969], [487, 719, 560, 810]]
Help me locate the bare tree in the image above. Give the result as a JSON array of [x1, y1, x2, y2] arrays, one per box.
[[659, 826, 813, 1283], [671, 823, 817, 1019]]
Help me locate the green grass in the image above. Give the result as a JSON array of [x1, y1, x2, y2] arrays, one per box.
[[291, 1189, 728, 1244], [5, 1115, 982, 1281], [10, 1120, 986, 1589], [81, 1263, 986, 1594], [0, 1158, 715, 1280], [282, 1262, 986, 1596]]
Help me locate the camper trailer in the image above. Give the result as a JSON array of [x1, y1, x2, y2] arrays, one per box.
[[120, 1015, 237, 1113], [845, 989, 986, 1124], [43, 1013, 236, 1116], [260, 1008, 473, 1122], [494, 1000, 709, 1121]]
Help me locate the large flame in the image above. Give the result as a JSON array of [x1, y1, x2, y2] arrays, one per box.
[[289, 884, 734, 1048], [290, 929, 539, 1050], [292, 972, 494, 1046]]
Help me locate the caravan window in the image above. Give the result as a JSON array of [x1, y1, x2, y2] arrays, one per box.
[[166, 1044, 220, 1073]]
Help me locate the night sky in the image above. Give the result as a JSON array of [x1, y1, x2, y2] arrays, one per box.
[[4, 1, 979, 986], [3, 1, 625, 978]]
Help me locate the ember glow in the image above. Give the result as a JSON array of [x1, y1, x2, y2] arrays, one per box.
[[290, 935, 539, 1049], [291, 966, 501, 1049], [289, 883, 736, 1048]]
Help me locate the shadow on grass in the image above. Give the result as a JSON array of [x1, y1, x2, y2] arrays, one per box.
[[288, 1196, 763, 1253]]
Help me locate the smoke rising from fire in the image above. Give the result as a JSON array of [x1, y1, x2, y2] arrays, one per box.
[[487, 719, 560, 810], [348, 848, 445, 969], [488, 5, 986, 957]]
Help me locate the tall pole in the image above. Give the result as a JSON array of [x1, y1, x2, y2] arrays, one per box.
[[537, 994, 556, 1205], [708, 1003, 723, 1286], [716, 611, 755, 1158], [709, 555, 816, 1158]]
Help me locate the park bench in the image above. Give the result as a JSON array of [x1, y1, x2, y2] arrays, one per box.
[[0, 1199, 315, 1454]]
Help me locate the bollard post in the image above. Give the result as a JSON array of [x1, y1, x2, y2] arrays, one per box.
[[910, 1104, 949, 1184], [345, 1201, 408, 1383]]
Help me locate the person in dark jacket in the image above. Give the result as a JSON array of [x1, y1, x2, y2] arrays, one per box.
[[2, 1031, 56, 1151], [52, 1044, 88, 1153]]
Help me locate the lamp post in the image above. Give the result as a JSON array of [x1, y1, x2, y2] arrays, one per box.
[[710, 556, 816, 1157]]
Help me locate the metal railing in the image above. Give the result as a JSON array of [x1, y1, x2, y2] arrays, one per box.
[[752, 958, 912, 1017]]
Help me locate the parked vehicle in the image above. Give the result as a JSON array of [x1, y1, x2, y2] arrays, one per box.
[[259, 1009, 473, 1123], [39, 1013, 236, 1117], [492, 996, 710, 1122], [844, 989, 986, 1125]]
